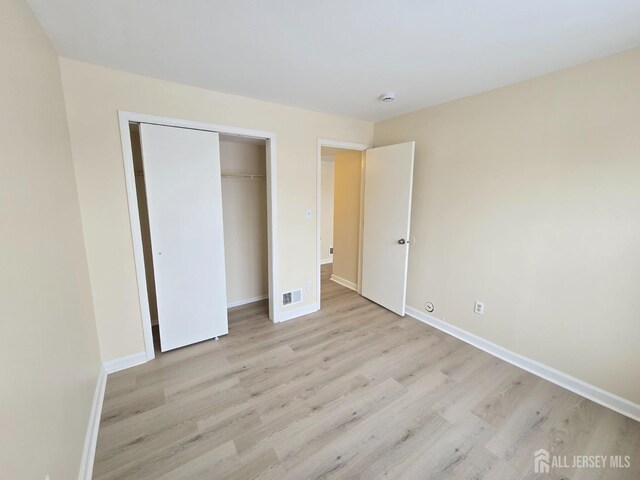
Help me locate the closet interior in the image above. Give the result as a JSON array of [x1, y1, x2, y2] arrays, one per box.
[[129, 123, 269, 353]]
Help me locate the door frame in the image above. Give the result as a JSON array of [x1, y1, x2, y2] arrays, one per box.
[[316, 139, 370, 304], [119, 111, 279, 361]]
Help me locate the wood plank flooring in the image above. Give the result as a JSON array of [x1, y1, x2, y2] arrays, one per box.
[[93, 265, 640, 479]]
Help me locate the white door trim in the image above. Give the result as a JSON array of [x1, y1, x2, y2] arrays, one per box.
[[316, 139, 370, 306], [119, 111, 279, 362]]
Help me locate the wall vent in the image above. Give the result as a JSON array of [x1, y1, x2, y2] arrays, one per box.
[[282, 289, 302, 306]]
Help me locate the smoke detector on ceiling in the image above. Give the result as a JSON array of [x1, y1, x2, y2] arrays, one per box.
[[380, 92, 397, 102]]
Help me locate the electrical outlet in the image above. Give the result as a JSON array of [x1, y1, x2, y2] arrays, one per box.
[[474, 301, 484, 315], [305, 281, 312, 291]]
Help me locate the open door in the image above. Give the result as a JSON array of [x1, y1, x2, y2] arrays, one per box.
[[361, 142, 415, 316], [140, 123, 229, 351]]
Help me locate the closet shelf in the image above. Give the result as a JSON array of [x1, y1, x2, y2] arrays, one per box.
[[221, 172, 265, 180]]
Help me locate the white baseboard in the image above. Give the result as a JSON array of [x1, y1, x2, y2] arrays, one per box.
[[405, 306, 640, 422], [227, 294, 269, 308], [330, 274, 357, 292], [79, 352, 149, 477], [276, 303, 319, 323], [103, 351, 147, 374], [78, 365, 107, 480], [321, 258, 333, 265]]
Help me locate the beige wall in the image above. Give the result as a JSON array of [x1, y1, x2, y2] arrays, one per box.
[[220, 139, 269, 305], [58, 58, 373, 362], [320, 156, 335, 263], [332, 151, 363, 286], [374, 48, 640, 404], [0, 0, 102, 477]]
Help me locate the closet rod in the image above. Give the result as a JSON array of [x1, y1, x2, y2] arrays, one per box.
[[221, 173, 266, 180]]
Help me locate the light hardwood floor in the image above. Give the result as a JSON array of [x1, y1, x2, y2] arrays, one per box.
[[93, 265, 640, 479]]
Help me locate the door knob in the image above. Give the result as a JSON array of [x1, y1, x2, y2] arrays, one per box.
[[397, 239, 406, 245]]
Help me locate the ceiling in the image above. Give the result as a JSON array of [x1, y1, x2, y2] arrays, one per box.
[[27, 0, 640, 121]]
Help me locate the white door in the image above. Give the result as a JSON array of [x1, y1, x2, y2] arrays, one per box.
[[140, 123, 228, 351], [361, 142, 415, 315]]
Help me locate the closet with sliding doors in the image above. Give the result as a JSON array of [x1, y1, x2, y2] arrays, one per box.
[[129, 123, 268, 352]]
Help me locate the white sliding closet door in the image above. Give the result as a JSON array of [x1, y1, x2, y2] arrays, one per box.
[[140, 123, 228, 351]]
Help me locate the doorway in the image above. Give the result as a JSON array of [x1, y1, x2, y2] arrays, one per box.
[[317, 140, 368, 307], [120, 112, 278, 361], [317, 138, 416, 316]]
